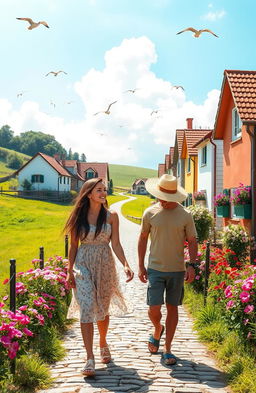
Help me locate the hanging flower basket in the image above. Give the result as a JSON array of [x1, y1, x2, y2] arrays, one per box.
[[234, 204, 252, 219], [216, 205, 230, 218]]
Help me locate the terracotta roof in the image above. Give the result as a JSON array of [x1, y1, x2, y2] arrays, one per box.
[[62, 160, 77, 167], [169, 147, 174, 165], [183, 129, 211, 155], [15, 152, 71, 176], [192, 130, 213, 148], [133, 178, 147, 186], [225, 70, 256, 122], [158, 164, 165, 177], [77, 162, 109, 181], [176, 130, 184, 155]]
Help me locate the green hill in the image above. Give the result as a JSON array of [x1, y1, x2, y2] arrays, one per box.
[[109, 164, 157, 188], [0, 147, 30, 176]]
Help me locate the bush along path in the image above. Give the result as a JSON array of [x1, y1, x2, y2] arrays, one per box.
[[32, 197, 228, 393]]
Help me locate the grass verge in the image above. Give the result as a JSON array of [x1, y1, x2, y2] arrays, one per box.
[[121, 194, 153, 224]]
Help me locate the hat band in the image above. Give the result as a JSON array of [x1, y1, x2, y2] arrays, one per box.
[[158, 185, 177, 194]]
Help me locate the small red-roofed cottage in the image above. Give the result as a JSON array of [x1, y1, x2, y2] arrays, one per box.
[[131, 178, 148, 195], [158, 163, 166, 178], [213, 69, 256, 238]]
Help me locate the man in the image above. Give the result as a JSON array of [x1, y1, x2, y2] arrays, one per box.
[[138, 174, 198, 365]]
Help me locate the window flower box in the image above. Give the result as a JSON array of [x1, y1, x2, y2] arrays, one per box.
[[234, 204, 252, 219], [216, 205, 230, 218]]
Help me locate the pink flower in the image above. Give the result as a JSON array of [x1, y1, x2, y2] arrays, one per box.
[[18, 305, 28, 311], [195, 275, 200, 280], [8, 341, 19, 359], [23, 327, 33, 337], [0, 302, 5, 308], [0, 336, 11, 346], [240, 291, 251, 303], [244, 305, 254, 314], [224, 285, 233, 298], [3, 295, 8, 301], [3, 278, 9, 285], [242, 281, 253, 291], [243, 318, 249, 325], [226, 300, 235, 309]]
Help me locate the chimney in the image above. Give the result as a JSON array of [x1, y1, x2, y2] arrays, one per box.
[[186, 118, 193, 130], [54, 154, 60, 161]]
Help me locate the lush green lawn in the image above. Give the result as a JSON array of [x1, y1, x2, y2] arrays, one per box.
[[0, 193, 127, 293], [121, 195, 153, 224], [109, 163, 157, 187]]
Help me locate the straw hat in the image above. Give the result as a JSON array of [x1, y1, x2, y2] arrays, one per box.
[[145, 174, 188, 202]]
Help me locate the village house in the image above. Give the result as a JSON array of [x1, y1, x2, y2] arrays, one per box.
[[213, 69, 256, 241], [131, 178, 148, 195], [16, 152, 110, 192]]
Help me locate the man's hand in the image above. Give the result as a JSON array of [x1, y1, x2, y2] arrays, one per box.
[[185, 265, 195, 283], [138, 267, 148, 283]]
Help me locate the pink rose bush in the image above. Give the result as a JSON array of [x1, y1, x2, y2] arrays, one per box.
[[0, 256, 71, 376]]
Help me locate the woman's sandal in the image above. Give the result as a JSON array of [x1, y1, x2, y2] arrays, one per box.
[[100, 346, 111, 364], [82, 358, 95, 376]]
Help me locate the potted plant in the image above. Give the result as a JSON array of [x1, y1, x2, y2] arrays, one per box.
[[232, 184, 252, 219], [214, 193, 230, 217], [194, 191, 206, 207]]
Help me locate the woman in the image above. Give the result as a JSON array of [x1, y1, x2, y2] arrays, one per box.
[[64, 178, 134, 376]]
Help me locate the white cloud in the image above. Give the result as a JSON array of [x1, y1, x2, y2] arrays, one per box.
[[202, 9, 226, 21], [0, 36, 219, 167]]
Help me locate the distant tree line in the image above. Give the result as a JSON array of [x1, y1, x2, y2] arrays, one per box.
[[0, 125, 87, 165]]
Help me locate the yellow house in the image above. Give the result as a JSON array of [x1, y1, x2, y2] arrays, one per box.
[[180, 118, 212, 200]]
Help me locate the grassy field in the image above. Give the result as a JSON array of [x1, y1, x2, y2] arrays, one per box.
[[121, 194, 153, 224], [0, 147, 31, 189], [109, 164, 157, 187], [0, 193, 128, 293]]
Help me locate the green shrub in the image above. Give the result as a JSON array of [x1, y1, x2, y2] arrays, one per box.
[[217, 332, 242, 363], [222, 224, 250, 265], [30, 327, 66, 363], [14, 354, 53, 391], [194, 303, 220, 329], [7, 153, 23, 169], [188, 205, 213, 242]]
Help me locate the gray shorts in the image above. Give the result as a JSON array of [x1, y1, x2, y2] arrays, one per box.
[[147, 268, 185, 306]]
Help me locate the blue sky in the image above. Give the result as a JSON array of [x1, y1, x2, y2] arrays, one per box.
[[1, 0, 255, 168]]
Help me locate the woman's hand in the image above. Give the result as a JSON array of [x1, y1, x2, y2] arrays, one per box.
[[124, 265, 134, 282], [66, 270, 76, 289]]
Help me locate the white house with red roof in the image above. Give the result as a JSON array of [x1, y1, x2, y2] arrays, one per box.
[[131, 178, 148, 195], [16, 153, 110, 192]]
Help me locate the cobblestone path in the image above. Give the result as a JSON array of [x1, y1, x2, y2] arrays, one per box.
[[41, 197, 230, 393]]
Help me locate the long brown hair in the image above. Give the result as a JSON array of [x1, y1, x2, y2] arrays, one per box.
[[64, 178, 108, 240]]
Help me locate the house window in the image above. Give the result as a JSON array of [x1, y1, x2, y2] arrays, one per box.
[[31, 174, 44, 183], [64, 177, 66, 184], [177, 160, 181, 177], [59, 177, 62, 184], [187, 158, 191, 173], [67, 177, 69, 185], [85, 170, 95, 179], [232, 108, 242, 140], [201, 146, 207, 166]]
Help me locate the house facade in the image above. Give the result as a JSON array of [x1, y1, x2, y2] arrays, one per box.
[[131, 178, 148, 195], [17, 153, 71, 192], [213, 69, 256, 234]]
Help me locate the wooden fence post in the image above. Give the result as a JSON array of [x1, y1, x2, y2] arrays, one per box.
[[10, 259, 16, 374], [65, 235, 69, 258], [39, 247, 44, 269], [203, 241, 211, 306]]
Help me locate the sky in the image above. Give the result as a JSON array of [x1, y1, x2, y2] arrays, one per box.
[[1, 0, 256, 169]]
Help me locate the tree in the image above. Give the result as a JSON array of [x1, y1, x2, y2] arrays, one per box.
[[7, 153, 23, 169], [73, 152, 79, 160], [67, 148, 73, 159], [0, 125, 14, 148], [108, 179, 113, 195], [21, 178, 32, 190], [81, 153, 86, 162]]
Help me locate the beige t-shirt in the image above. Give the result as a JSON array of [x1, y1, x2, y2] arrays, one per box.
[[141, 202, 197, 272]]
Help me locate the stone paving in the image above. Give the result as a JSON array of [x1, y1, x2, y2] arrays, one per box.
[[40, 197, 230, 393]]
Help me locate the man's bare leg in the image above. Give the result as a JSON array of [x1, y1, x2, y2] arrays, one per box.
[[148, 305, 164, 353], [163, 303, 178, 364]]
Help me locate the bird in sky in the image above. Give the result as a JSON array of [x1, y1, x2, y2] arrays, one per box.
[[17, 91, 27, 98], [176, 27, 218, 38], [173, 85, 184, 91], [45, 71, 67, 77], [50, 101, 56, 109], [66, 101, 74, 105], [151, 110, 159, 116], [94, 101, 117, 116], [124, 88, 140, 94], [96, 132, 106, 136], [16, 17, 49, 30]]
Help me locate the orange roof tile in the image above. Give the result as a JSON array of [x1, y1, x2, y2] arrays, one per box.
[[165, 154, 170, 170], [158, 164, 165, 177], [184, 129, 212, 155], [176, 130, 184, 155], [77, 162, 109, 181], [225, 70, 256, 122], [192, 130, 213, 148]]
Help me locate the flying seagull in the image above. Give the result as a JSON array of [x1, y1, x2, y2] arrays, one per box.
[[176, 27, 218, 38], [50, 101, 56, 109], [124, 88, 140, 94], [151, 110, 159, 116], [96, 132, 106, 136], [17, 91, 27, 98], [173, 85, 184, 91], [94, 101, 117, 116], [16, 17, 49, 30], [45, 70, 67, 77]]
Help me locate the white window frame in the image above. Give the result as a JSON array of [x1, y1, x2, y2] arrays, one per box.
[[232, 108, 242, 140], [201, 146, 207, 166]]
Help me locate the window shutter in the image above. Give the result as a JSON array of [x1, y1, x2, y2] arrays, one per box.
[[31, 175, 35, 183], [40, 175, 44, 183]]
